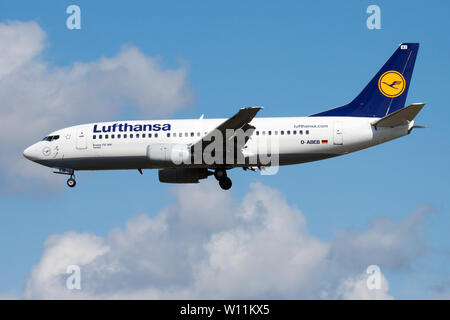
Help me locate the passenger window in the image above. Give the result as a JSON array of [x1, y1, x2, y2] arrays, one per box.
[[185, 132, 188, 137], [111, 134, 115, 139], [93, 135, 96, 139], [124, 134, 127, 138], [167, 133, 170, 138], [293, 130, 297, 135], [99, 135, 103, 139], [136, 134, 139, 138], [262, 131, 266, 135], [130, 134, 133, 138], [197, 132, 200, 136], [117, 134, 121, 139], [142, 133, 146, 138], [300, 130, 303, 135], [149, 133, 152, 138], [179, 133, 182, 137], [274, 131, 278, 135], [105, 134, 109, 139], [256, 131, 259, 135], [191, 132, 194, 137], [155, 133, 158, 138], [306, 130, 309, 135], [281, 131, 284, 135], [287, 130, 291, 135], [268, 131, 272, 135]]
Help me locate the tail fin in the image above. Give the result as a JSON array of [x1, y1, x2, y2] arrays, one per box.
[[311, 43, 419, 118]]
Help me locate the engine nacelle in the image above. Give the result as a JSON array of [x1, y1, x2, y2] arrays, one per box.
[[147, 143, 190, 165], [158, 168, 210, 183]]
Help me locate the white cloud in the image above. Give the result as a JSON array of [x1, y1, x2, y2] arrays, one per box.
[[328, 204, 430, 273], [0, 21, 45, 79], [24, 182, 430, 299], [0, 21, 193, 189], [333, 273, 393, 300], [25, 232, 108, 299]]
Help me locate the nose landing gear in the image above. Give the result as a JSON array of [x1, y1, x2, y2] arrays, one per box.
[[53, 168, 76, 188], [214, 169, 232, 190]]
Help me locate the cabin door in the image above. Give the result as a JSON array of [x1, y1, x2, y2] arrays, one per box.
[[76, 127, 88, 150], [333, 122, 343, 145]]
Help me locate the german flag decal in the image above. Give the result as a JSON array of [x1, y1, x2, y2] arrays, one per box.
[[321, 140, 328, 144]]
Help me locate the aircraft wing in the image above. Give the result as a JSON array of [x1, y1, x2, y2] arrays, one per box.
[[189, 106, 263, 153]]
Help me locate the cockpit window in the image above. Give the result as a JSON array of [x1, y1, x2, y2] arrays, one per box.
[[42, 135, 60, 142]]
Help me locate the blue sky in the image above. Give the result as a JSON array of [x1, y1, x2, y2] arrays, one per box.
[[0, 0, 449, 299]]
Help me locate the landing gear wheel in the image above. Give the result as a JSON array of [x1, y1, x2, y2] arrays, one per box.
[[67, 177, 76, 188], [219, 177, 232, 190], [214, 169, 227, 180]]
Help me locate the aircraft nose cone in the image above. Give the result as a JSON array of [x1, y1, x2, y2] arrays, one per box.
[[23, 145, 37, 161]]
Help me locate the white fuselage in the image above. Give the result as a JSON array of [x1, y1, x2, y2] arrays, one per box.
[[23, 116, 412, 171]]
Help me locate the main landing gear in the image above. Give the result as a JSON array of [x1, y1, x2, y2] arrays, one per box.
[[214, 169, 232, 190], [67, 175, 76, 188]]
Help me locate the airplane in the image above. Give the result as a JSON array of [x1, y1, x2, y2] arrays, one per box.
[[23, 43, 426, 190]]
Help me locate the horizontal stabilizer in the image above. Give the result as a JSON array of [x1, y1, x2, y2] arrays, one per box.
[[372, 103, 425, 128]]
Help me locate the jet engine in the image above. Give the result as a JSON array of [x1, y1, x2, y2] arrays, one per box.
[[158, 168, 211, 183]]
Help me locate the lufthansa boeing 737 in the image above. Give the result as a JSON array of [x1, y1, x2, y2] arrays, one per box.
[[23, 43, 426, 190]]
